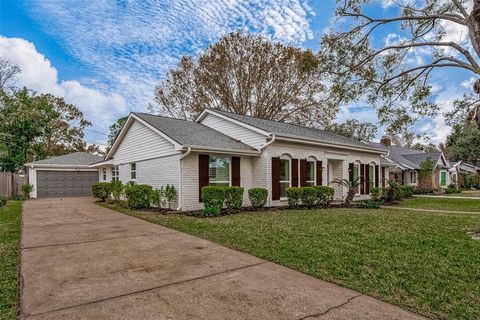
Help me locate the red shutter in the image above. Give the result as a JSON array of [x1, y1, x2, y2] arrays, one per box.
[[300, 159, 307, 187], [291, 159, 299, 187], [272, 158, 280, 200], [365, 165, 370, 194], [198, 154, 210, 202], [316, 161, 323, 186], [360, 163, 365, 195], [349, 163, 354, 182], [382, 167, 386, 187], [375, 165, 379, 188], [232, 156, 241, 186]]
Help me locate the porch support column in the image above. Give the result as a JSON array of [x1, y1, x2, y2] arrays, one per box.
[[322, 159, 328, 186]]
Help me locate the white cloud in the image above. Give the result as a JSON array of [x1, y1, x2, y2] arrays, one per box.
[[0, 36, 126, 145]]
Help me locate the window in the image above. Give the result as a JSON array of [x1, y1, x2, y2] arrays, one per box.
[[452, 173, 457, 184], [102, 168, 107, 181], [112, 166, 119, 181], [130, 163, 136, 180], [209, 156, 230, 186], [440, 171, 447, 187], [306, 160, 315, 186], [410, 171, 417, 184], [369, 164, 375, 191], [280, 158, 290, 198], [353, 163, 360, 194]]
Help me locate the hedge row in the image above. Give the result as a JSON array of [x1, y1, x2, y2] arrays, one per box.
[[285, 186, 334, 208], [201, 186, 270, 216], [370, 182, 414, 202]]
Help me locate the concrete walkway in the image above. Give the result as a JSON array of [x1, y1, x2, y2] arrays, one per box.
[[20, 198, 425, 320], [414, 194, 480, 200]]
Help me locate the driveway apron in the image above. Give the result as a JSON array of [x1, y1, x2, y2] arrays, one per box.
[[20, 197, 425, 320]]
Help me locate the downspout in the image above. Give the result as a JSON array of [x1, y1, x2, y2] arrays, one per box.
[[260, 134, 275, 151], [176, 147, 191, 211]]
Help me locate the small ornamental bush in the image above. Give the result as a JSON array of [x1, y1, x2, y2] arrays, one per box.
[[446, 184, 459, 194], [400, 185, 414, 198], [110, 180, 124, 202], [0, 195, 6, 208], [149, 188, 165, 208], [314, 186, 334, 206], [353, 199, 381, 209], [124, 184, 153, 209], [164, 184, 177, 209], [300, 187, 317, 207], [370, 187, 382, 201], [21, 183, 34, 199], [224, 186, 244, 211], [92, 182, 112, 201], [248, 188, 268, 208], [286, 187, 302, 207], [202, 186, 226, 216]]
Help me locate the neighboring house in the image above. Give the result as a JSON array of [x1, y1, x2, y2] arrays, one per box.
[[368, 138, 451, 190], [450, 161, 480, 187], [90, 109, 386, 210], [25, 152, 102, 198]]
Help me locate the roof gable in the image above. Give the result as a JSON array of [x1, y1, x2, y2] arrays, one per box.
[[26, 152, 102, 166]]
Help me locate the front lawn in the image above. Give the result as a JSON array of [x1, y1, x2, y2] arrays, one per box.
[[397, 197, 480, 212], [107, 204, 480, 320], [446, 190, 480, 198], [0, 201, 22, 320]]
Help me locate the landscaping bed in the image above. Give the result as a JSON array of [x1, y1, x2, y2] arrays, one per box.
[[106, 204, 480, 320], [0, 200, 22, 320]]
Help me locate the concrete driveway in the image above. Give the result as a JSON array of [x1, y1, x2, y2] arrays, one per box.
[[20, 198, 424, 320]]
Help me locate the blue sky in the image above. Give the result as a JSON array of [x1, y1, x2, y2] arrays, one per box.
[[0, 0, 472, 147]]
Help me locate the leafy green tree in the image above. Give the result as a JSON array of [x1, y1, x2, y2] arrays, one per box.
[[327, 119, 377, 141], [320, 0, 480, 130], [446, 123, 480, 164], [107, 116, 128, 151]]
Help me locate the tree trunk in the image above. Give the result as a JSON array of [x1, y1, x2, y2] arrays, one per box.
[[469, 1, 480, 59]]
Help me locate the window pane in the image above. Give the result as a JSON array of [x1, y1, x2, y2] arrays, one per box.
[[306, 161, 315, 181], [280, 182, 289, 198], [306, 181, 315, 186], [280, 159, 289, 181], [131, 163, 136, 171], [210, 182, 229, 187], [369, 165, 374, 190], [209, 157, 230, 183]]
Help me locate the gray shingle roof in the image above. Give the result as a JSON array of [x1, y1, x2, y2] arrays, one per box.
[[133, 113, 256, 151], [366, 142, 443, 169], [27, 152, 103, 166], [211, 110, 380, 150]]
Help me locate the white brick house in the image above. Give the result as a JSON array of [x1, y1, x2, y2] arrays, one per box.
[[91, 110, 387, 210]]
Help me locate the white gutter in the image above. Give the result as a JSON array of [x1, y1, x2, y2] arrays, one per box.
[[185, 145, 261, 156], [176, 147, 192, 211], [260, 134, 276, 151]]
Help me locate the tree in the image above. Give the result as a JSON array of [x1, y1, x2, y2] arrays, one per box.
[[327, 119, 377, 141], [0, 88, 99, 171], [446, 123, 480, 163], [320, 0, 480, 131], [107, 116, 128, 151], [412, 143, 440, 153], [0, 57, 21, 93], [383, 121, 420, 148], [151, 32, 337, 128]]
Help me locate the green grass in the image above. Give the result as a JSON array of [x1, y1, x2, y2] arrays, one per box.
[[397, 197, 480, 212], [106, 204, 480, 320], [445, 190, 480, 198], [0, 201, 22, 320]]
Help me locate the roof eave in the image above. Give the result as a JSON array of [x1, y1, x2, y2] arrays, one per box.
[[185, 145, 261, 156]]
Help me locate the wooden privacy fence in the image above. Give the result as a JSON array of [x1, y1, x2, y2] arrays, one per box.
[[0, 172, 28, 198]]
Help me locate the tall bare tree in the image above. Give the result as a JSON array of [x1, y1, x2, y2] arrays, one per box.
[[0, 57, 21, 93], [320, 0, 480, 131], [151, 32, 338, 128]]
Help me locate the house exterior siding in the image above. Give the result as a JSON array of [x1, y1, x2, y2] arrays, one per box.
[[200, 113, 267, 149]]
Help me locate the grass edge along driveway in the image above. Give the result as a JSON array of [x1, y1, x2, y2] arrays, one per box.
[[104, 203, 480, 320], [0, 200, 22, 320]]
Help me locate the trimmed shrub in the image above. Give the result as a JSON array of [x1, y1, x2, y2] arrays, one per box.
[[224, 186, 244, 211], [286, 187, 302, 207], [202, 186, 226, 216], [21, 183, 34, 199], [353, 200, 381, 209], [248, 188, 268, 208], [110, 180, 124, 202], [314, 186, 334, 206], [0, 195, 6, 208], [149, 188, 165, 207], [92, 182, 112, 201], [400, 185, 414, 198], [300, 187, 317, 207], [446, 184, 459, 194], [370, 187, 382, 201], [124, 184, 153, 209], [164, 184, 177, 209]]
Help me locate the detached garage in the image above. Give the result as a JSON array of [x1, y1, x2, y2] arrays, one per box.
[[26, 152, 102, 198]]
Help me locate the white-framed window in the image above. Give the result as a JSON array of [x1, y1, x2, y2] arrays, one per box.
[[369, 163, 375, 192], [452, 173, 457, 184], [410, 171, 417, 184], [440, 170, 447, 187], [280, 157, 291, 198], [112, 166, 119, 181], [102, 168, 107, 181], [306, 158, 316, 186], [209, 156, 230, 186], [130, 163, 136, 180], [353, 162, 361, 194]]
